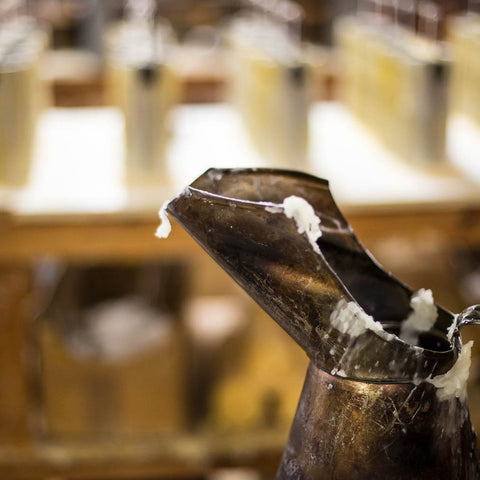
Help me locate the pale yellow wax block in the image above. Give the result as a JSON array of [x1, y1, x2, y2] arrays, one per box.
[[255, 55, 310, 169], [227, 15, 311, 169], [226, 43, 247, 122], [104, 22, 179, 186], [470, 34, 480, 127], [104, 62, 128, 109], [448, 16, 475, 117], [376, 42, 402, 152], [0, 67, 36, 186], [356, 23, 380, 124], [401, 32, 449, 163], [376, 41, 425, 163], [419, 64, 448, 163], [334, 16, 365, 115], [390, 57, 446, 164], [103, 24, 126, 108], [272, 62, 310, 169], [462, 31, 479, 125], [0, 27, 47, 187], [121, 63, 179, 185], [357, 24, 448, 164], [449, 15, 480, 126], [251, 53, 291, 167], [335, 17, 401, 142], [224, 17, 261, 130], [224, 19, 249, 116], [231, 40, 310, 170], [228, 23, 260, 115], [362, 30, 387, 132], [244, 49, 275, 158], [238, 51, 256, 131], [397, 60, 425, 162]]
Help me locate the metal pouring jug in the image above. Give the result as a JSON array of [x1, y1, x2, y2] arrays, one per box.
[[162, 168, 480, 479]]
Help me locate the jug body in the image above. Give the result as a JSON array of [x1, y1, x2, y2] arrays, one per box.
[[277, 362, 480, 480]]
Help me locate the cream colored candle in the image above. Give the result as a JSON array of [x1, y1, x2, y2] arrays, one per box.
[[104, 19, 179, 186], [0, 18, 47, 186]]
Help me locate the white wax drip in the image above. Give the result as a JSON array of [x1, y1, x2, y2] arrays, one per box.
[[266, 195, 322, 254]]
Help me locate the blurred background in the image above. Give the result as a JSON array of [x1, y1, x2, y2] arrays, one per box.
[[1, 0, 480, 478]]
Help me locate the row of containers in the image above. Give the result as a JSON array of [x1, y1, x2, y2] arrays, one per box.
[[336, 1, 480, 164], [2, 0, 480, 188], [0, 0, 312, 187]]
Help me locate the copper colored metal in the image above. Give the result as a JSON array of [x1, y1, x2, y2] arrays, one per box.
[[278, 362, 479, 480], [166, 168, 480, 479]]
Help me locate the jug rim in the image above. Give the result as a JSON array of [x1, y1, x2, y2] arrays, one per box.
[[166, 168, 463, 382]]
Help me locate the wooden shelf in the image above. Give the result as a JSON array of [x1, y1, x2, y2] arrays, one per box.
[[0, 431, 284, 479], [0, 103, 479, 262]]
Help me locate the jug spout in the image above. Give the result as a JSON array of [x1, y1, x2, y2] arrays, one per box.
[[161, 168, 480, 479], [164, 168, 459, 382], [457, 305, 480, 330]]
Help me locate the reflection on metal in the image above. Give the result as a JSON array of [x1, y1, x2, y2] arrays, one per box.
[[277, 362, 479, 479], [166, 168, 480, 479]]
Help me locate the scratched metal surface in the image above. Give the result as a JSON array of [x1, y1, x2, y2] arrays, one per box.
[[167, 168, 480, 479], [277, 362, 480, 480], [167, 168, 458, 381]]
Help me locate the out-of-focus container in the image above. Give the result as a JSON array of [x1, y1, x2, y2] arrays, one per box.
[[184, 295, 307, 433], [104, 18, 179, 186], [226, 9, 312, 171], [33, 262, 188, 440], [0, 16, 48, 187], [207, 308, 308, 434], [449, 13, 480, 128], [335, 11, 449, 164]]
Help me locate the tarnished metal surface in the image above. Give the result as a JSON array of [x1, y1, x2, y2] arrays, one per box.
[[166, 168, 480, 479], [278, 362, 479, 480], [167, 168, 457, 381]]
